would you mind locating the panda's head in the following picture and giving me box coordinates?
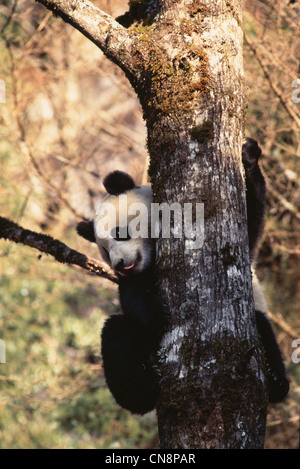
[77,171,154,276]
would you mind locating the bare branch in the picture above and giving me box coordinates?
[35,0,136,78]
[263,170,300,220]
[1,15,87,221]
[0,216,118,284]
[0,0,18,35]
[19,140,86,220]
[244,33,300,129]
[266,309,299,340]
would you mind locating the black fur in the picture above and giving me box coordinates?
[101,268,168,414]
[255,311,289,402]
[77,138,289,413]
[76,220,96,243]
[103,170,135,196]
[243,139,289,402]
[242,138,266,260]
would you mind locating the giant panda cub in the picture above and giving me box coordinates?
[77,138,289,414]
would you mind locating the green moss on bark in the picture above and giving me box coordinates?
[129,26,210,120]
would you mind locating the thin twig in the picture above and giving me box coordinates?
[0,10,87,221]
[244,33,300,129]
[0,0,17,35]
[25,11,53,50]
[266,309,299,340]
[35,0,136,78]
[263,170,300,220]
[19,141,86,220]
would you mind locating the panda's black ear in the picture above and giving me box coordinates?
[76,220,96,243]
[103,171,135,195]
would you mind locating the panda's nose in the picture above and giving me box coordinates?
[115,259,124,271]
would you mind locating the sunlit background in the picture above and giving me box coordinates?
[0,0,299,449]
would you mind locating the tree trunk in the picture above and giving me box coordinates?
[35,0,267,448]
[127,0,267,448]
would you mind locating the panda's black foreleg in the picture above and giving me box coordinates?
[255,310,289,403]
[118,274,169,343]
[242,138,266,260]
[101,314,160,414]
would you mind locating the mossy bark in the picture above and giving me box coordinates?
[36,0,268,449]
[129,0,268,449]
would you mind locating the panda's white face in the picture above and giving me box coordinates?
[94,186,154,276]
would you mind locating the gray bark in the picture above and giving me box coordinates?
[142,0,267,449]
[35,0,268,448]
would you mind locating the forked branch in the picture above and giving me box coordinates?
[35,0,136,78]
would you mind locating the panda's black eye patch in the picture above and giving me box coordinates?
[111,226,131,241]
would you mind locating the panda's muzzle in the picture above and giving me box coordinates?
[115,252,142,275]
[115,259,125,272]
[115,259,135,274]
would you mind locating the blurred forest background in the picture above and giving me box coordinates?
[0,0,299,449]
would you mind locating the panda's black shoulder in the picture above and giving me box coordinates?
[103,171,136,195]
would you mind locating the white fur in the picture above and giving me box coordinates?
[94,183,268,311]
[94,186,153,275]
[252,267,267,313]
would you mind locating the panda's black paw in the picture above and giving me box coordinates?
[146,353,162,378]
[126,360,160,414]
[267,367,290,403]
[242,137,262,170]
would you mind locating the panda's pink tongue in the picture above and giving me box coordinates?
[124,263,135,270]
